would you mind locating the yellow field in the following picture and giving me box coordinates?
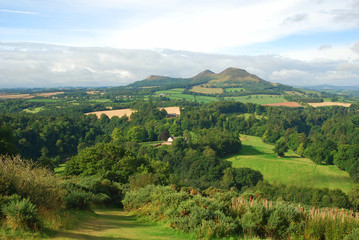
[85,107,181,119]
[85,109,136,118]
[190,86,223,94]
[308,102,351,107]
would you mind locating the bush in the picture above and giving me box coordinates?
[344,228,359,240]
[0,156,65,210]
[2,198,40,230]
[64,190,92,210]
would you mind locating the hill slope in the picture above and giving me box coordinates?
[129,67,294,95]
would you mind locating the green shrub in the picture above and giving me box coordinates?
[266,203,304,239]
[64,190,92,210]
[344,228,359,240]
[240,202,269,238]
[2,198,40,231]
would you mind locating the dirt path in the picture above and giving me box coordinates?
[51,209,187,240]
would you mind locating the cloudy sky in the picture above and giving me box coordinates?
[0,0,359,88]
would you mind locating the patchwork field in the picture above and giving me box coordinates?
[85,107,181,119]
[224,95,287,105]
[308,102,352,107]
[227,135,354,193]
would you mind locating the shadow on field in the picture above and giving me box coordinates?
[54,231,127,240]
[241,145,264,155]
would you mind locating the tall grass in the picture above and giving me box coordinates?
[0,155,65,210]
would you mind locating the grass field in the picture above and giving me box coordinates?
[23,107,45,113]
[224,95,287,105]
[225,87,246,92]
[227,135,354,193]
[155,88,218,103]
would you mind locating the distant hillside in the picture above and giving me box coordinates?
[301,85,359,91]
[129,67,294,95]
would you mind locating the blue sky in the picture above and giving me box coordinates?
[0,0,358,87]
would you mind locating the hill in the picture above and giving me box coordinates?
[129,67,295,95]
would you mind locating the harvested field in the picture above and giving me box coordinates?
[190,86,223,94]
[0,91,64,99]
[308,102,352,107]
[85,109,136,118]
[85,107,180,119]
[161,106,181,115]
[263,102,302,107]
[0,93,33,99]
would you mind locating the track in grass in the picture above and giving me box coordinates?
[50,209,192,240]
[227,135,354,193]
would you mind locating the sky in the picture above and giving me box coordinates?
[0,0,359,88]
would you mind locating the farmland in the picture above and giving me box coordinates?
[85,107,181,118]
[190,86,223,94]
[224,94,287,105]
[263,102,302,107]
[0,91,64,99]
[308,102,352,107]
[227,135,354,193]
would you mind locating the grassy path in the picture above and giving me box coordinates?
[50,209,189,240]
[227,135,354,193]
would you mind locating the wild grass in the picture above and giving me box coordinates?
[227,135,354,193]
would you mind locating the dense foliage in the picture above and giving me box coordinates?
[123,185,359,239]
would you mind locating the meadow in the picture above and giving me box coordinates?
[224,94,287,105]
[227,135,354,193]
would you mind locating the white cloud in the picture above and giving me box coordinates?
[0,43,358,88]
[0,9,38,15]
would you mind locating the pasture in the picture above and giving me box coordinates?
[227,135,354,193]
[224,95,287,105]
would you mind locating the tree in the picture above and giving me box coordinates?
[274,139,288,157]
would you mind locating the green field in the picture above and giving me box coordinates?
[227,135,354,193]
[155,88,218,103]
[225,87,245,92]
[23,107,45,113]
[224,95,286,104]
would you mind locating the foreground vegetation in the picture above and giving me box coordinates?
[124,185,359,240]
